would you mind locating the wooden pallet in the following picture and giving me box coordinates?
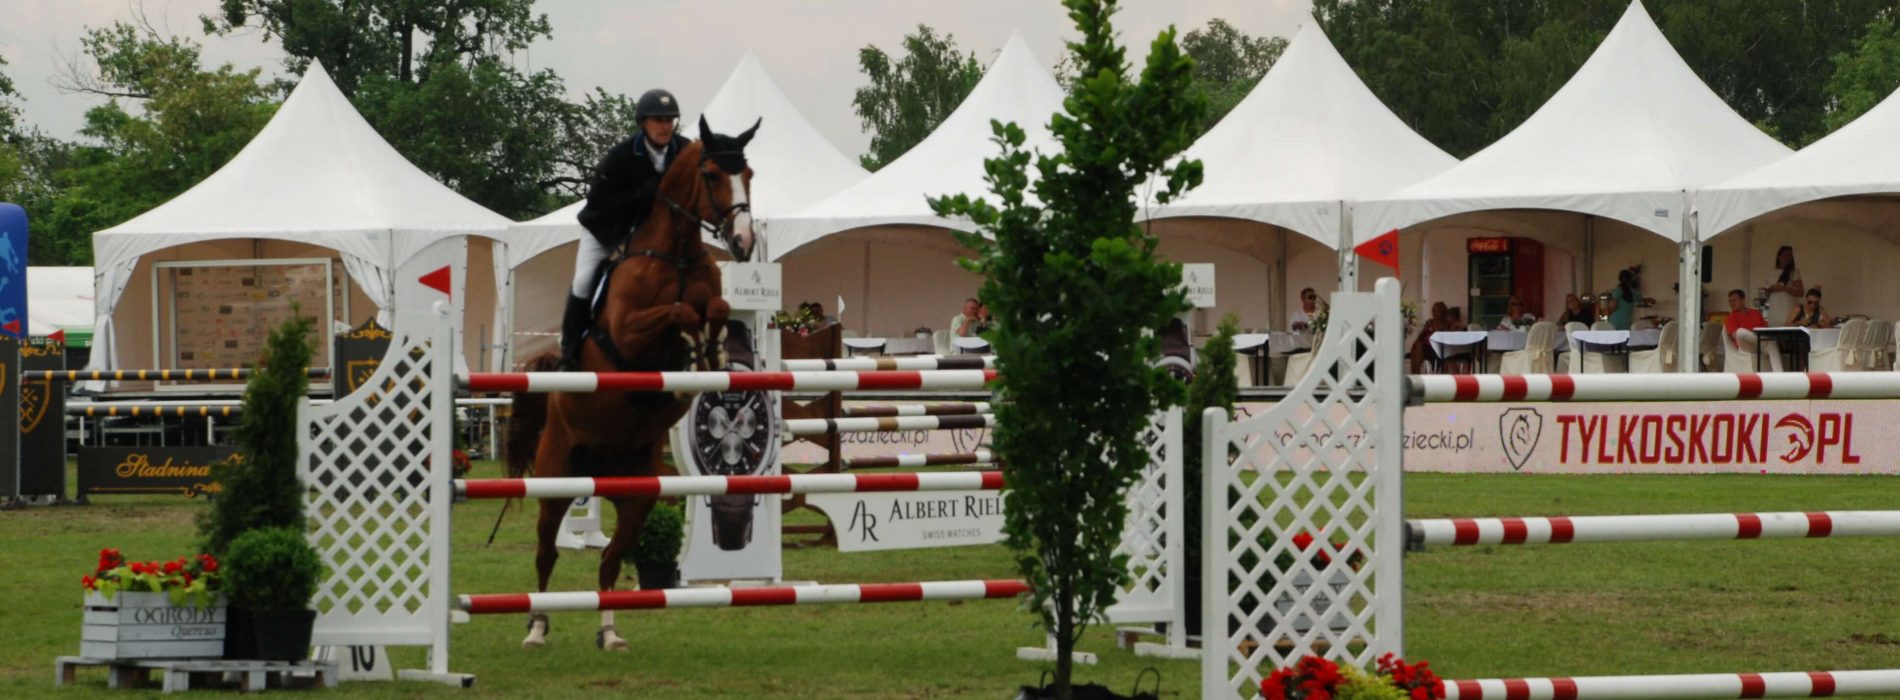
[55,656,337,693]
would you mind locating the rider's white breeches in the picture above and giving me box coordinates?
[571,233,609,299]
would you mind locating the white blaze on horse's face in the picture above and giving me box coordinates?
[728,172,756,259]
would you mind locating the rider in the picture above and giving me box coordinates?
[561,88,696,369]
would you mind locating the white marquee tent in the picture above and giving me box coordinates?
[90,61,511,374]
[1146,18,1457,329]
[1351,0,1790,365]
[1696,84,1900,329]
[504,52,869,364]
[766,33,1066,336]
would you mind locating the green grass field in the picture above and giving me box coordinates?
[7,465,1896,698]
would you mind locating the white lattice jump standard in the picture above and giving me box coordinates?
[1408,511,1900,547]
[783,414,992,436]
[1200,278,1900,698]
[457,471,1004,500]
[1412,372,1900,403]
[459,579,1031,614]
[843,402,992,417]
[781,356,994,371]
[845,450,994,469]
[461,369,996,393]
[1439,669,1900,699]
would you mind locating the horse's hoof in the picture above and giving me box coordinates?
[596,625,629,651]
[521,614,549,649]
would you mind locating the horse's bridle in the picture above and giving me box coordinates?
[637,150,753,274]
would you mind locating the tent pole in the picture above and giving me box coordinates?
[1678,192,1701,373]
[1338,202,1357,294]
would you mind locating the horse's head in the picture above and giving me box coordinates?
[694,115,761,262]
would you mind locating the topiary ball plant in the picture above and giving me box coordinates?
[224,527,322,614]
[624,502,685,588]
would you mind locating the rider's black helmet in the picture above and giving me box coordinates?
[636,89,680,121]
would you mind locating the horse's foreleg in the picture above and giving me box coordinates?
[701,298,732,371]
[596,492,656,652]
[525,495,575,648]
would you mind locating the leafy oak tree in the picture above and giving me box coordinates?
[853,25,984,171]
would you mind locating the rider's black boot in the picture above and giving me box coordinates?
[558,294,590,370]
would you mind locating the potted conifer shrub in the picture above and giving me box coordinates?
[222,527,322,661]
[195,312,316,658]
[625,501,685,590]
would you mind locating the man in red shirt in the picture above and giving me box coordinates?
[1724,288,1766,339]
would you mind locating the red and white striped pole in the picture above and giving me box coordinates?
[781,356,994,371]
[843,402,992,418]
[462,369,996,394]
[783,414,993,436]
[1408,511,1900,547]
[1440,669,1900,699]
[845,450,994,469]
[460,579,1030,614]
[456,471,1004,500]
[1411,372,1900,403]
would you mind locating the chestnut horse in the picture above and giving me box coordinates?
[507,116,760,650]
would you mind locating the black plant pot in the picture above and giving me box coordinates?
[250,608,317,661]
[1015,682,1157,700]
[223,606,258,659]
[636,565,679,590]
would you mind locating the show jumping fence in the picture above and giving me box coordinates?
[844,450,994,469]
[841,402,992,417]
[298,239,1190,683]
[1203,278,1900,699]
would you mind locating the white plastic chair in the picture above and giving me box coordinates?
[1557,322,1588,374]
[1591,320,1615,331]
[1628,321,1677,373]
[1856,320,1892,371]
[1699,321,1725,372]
[1726,329,1760,373]
[1811,319,1866,372]
[1498,322,1557,375]
[932,330,951,356]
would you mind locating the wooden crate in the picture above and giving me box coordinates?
[81,592,226,660]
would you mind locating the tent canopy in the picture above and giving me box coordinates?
[1701,85,1900,237]
[508,52,869,269]
[29,266,93,338]
[767,33,1066,260]
[1353,1,1790,245]
[94,60,510,272]
[1150,19,1457,247]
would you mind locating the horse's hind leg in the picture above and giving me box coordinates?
[524,495,575,648]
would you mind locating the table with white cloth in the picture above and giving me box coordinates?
[1486,328,1662,353]
[843,337,931,356]
[951,337,991,354]
[1752,327,1840,371]
[1234,332,1315,384]
[1427,331,1490,372]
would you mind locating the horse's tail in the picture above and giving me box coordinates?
[504,355,559,480]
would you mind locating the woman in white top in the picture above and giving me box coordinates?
[1761,245,1804,326]
[1289,288,1318,331]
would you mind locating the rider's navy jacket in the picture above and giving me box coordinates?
[576,133,695,248]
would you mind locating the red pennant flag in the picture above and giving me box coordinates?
[419,266,452,295]
[49,329,65,345]
[1,320,19,335]
[1354,228,1401,276]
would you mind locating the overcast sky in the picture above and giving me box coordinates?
[1,0,1311,156]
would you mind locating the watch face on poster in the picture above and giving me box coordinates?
[679,322,779,551]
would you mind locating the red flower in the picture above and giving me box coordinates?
[198,554,219,572]
[163,561,183,575]
[81,575,95,590]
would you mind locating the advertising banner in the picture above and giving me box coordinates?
[77,446,238,497]
[806,489,1005,552]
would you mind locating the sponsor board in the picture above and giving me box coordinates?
[793,400,1895,475]
[718,262,781,312]
[77,446,238,497]
[1239,400,1886,475]
[806,489,1005,552]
